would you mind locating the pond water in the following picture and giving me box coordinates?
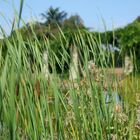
[105,91,122,105]
[104,91,124,112]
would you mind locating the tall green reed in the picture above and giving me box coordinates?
[0,5,140,139]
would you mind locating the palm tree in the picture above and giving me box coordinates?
[41,6,67,27]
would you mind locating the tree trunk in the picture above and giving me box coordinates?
[69,45,79,80]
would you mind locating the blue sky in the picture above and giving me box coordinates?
[0,0,140,36]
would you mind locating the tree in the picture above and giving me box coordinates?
[99,18,140,70]
[41,6,67,28]
[63,14,85,30]
[120,21,140,72]
[135,16,140,22]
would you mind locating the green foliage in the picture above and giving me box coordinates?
[63,15,85,31]
[0,25,140,139]
[119,75,140,106]
[41,6,67,28]
[120,21,140,51]
[99,19,140,71]
[11,22,47,41]
[1,3,140,138]
[120,21,140,71]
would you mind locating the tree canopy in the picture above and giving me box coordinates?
[63,15,85,30]
[41,6,67,28]
[100,17,140,71]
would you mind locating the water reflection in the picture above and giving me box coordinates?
[105,91,122,104]
[104,91,123,112]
